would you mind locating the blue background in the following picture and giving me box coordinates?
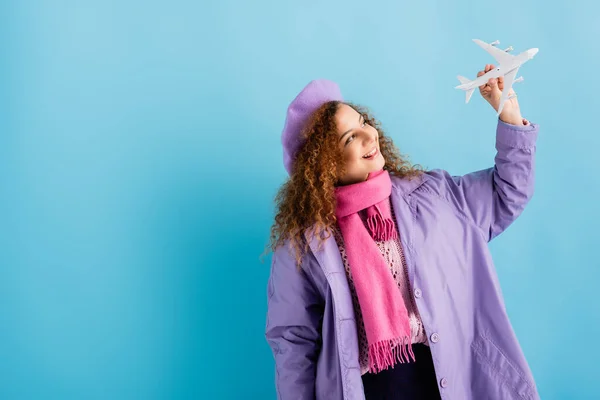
[1,0,598,399]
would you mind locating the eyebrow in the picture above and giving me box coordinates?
[339,114,363,143]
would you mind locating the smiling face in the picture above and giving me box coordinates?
[334,104,386,186]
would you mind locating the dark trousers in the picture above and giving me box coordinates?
[361,344,442,400]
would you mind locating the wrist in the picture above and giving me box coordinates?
[499,112,525,126]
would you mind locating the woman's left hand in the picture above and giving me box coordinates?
[477,64,528,126]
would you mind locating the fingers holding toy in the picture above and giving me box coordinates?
[479,64,517,99]
[478,64,500,100]
[496,74,516,96]
[497,75,504,91]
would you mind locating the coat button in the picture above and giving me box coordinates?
[414,288,422,298]
[430,333,440,343]
[440,377,448,388]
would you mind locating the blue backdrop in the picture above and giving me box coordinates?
[1,0,598,399]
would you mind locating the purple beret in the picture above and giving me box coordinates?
[281,79,344,175]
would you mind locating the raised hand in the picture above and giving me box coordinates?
[477,64,529,125]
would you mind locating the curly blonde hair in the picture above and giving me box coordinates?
[263,101,425,269]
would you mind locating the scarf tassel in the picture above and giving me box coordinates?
[366,212,398,242]
[367,336,416,374]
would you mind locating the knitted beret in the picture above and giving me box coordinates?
[281,79,344,175]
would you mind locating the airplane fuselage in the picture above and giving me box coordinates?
[461,49,537,89]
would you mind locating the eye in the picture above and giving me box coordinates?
[344,115,368,146]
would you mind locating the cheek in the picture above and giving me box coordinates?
[343,149,361,164]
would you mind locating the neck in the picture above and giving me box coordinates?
[336,168,385,187]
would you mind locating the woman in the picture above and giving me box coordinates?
[265,67,540,400]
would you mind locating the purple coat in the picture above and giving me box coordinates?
[266,118,540,400]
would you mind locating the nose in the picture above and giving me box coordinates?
[363,130,377,145]
[528,48,539,58]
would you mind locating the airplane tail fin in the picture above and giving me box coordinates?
[457,75,471,85]
[456,75,476,103]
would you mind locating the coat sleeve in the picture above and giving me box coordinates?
[265,243,324,400]
[424,118,539,242]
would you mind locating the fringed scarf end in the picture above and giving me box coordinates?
[366,213,398,242]
[367,336,416,374]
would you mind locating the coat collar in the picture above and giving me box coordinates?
[390,171,430,197]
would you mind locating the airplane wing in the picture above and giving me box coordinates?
[497,67,518,115]
[473,39,514,65]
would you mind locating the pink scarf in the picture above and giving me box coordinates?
[334,169,415,373]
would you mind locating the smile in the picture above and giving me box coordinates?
[362,147,378,159]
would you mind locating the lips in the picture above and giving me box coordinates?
[362,147,378,160]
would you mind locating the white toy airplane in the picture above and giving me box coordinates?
[455,39,539,115]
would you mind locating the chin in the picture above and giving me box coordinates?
[369,158,386,171]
